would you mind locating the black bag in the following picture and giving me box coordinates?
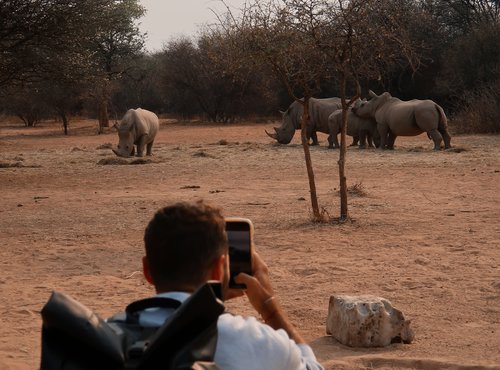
[40,283,225,370]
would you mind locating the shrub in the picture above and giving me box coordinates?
[450,81,500,134]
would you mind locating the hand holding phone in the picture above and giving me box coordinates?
[225,217,254,289]
[233,251,274,311]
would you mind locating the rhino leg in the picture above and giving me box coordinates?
[309,131,319,146]
[428,129,443,150]
[372,126,381,148]
[146,141,154,156]
[358,132,367,149]
[440,128,452,149]
[367,134,374,148]
[328,134,339,149]
[350,136,359,147]
[386,132,396,150]
[378,125,389,150]
[327,135,334,149]
[135,136,147,157]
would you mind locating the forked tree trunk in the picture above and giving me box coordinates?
[300,98,321,220]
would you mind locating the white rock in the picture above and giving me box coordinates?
[326,295,414,347]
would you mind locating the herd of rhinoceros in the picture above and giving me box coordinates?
[112,90,452,158]
[266,90,452,151]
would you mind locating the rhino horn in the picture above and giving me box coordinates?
[265,129,278,140]
[369,90,377,98]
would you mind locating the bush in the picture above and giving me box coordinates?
[450,81,500,134]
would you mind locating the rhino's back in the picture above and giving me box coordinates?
[310,98,342,132]
[131,108,160,138]
[381,99,437,135]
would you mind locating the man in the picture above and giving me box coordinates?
[140,200,323,370]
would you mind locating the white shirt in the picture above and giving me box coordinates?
[139,292,324,370]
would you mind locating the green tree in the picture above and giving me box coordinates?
[0,0,145,133]
[1,0,85,85]
[90,0,146,131]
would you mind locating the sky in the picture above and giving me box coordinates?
[138,0,247,52]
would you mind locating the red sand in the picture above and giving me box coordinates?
[0,118,499,369]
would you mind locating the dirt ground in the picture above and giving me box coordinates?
[0,117,499,370]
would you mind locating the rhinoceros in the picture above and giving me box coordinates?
[266,97,342,146]
[352,90,451,150]
[328,104,380,149]
[112,108,159,157]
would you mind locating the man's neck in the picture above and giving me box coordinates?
[155,282,199,294]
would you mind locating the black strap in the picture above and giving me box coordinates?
[125,297,181,324]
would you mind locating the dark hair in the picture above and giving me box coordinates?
[144,200,227,288]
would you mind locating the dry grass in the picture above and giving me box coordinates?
[96,157,154,165]
[347,181,367,197]
[0,161,41,168]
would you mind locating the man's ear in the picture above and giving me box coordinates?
[209,254,226,281]
[142,256,154,285]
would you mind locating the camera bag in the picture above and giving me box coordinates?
[40,283,224,370]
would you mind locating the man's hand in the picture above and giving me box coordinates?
[234,251,275,317]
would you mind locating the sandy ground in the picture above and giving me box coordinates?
[0,117,499,370]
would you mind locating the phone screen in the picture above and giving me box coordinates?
[226,219,252,289]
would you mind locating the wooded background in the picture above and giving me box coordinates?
[1,0,498,134]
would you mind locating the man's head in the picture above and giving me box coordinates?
[143,200,228,293]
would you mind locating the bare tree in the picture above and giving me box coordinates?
[219,0,334,221]
[158,30,271,123]
[314,0,423,219]
[218,0,424,221]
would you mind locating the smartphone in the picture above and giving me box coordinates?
[225,217,253,289]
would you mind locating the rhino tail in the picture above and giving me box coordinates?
[435,104,452,148]
[435,104,448,130]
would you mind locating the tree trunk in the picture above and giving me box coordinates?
[27,114,37,127]
[338,75,349,221]
[61,113,69,135]
[98,98,109,133]
[338,107,348,220]
[300,98,321,221]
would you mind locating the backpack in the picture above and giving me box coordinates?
[40,282,225,370]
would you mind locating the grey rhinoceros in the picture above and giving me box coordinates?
[352,90,451,150]
[328,104,380,149]
[266,97,342,146]
[112,108,159,157]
